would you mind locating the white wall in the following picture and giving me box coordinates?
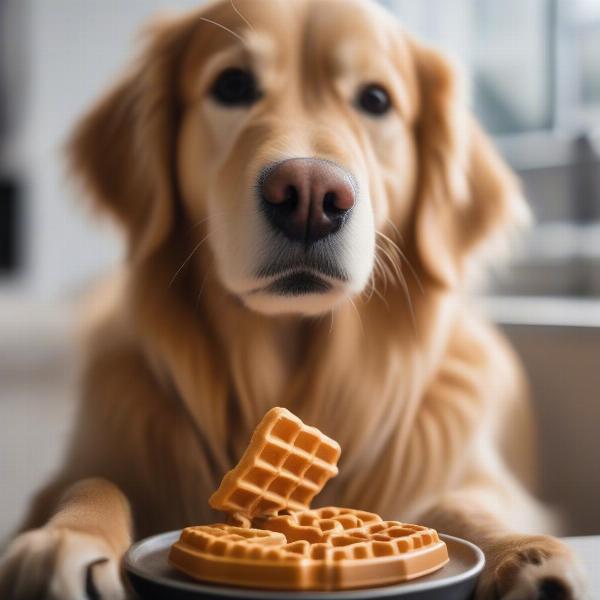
[4,0,206,300]
[503,323,600,535]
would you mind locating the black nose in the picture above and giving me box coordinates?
[260,158,356,244]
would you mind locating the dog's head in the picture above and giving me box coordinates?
[70,0,527,316]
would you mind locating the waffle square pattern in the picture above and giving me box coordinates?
[209,407,341,518]
[169,407,449,590]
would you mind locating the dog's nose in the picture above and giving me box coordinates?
[260,158,355,244]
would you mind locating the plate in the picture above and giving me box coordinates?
[124,531,484,600]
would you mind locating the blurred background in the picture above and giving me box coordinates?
[0,0,599,542]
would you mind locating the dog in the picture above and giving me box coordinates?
[0,0,586,598]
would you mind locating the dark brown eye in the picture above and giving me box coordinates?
[211,68,259,106]
[357,84,391,116]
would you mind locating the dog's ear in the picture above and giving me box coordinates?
[68,14,196,263]
[409,39,530,287]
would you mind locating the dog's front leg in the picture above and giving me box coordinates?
[0,477,131,600]
[421,484,587,600]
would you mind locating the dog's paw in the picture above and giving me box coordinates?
[0,527,126,600]
[477,535,587,600]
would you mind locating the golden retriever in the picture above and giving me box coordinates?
[0,0,586,598]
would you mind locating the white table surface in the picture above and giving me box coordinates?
[564,536,600,598]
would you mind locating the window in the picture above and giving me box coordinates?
[383,0,600,298]
[471,0,554,135]
[573,0,600,120]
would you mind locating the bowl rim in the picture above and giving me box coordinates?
[124,530,485,599]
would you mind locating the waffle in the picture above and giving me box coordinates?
[209,407,341,519]
[169,407,449,590]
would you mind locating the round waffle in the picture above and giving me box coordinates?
[169,408,449,590]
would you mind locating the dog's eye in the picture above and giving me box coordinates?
[357,84,391,116]
[211,68,259,106]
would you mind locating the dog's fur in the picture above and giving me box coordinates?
[0,1,586,598]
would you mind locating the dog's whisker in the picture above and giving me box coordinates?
[376,257,390,294]
[370,248,390,301]
[168,224,226,288]
[383,218,403,241]
[383,220,425,295]
[169,235,208,288]
[377,232,407,289]
[364,272,376,304]
[371,230,415,312]
[371,255,384,292]
[398,271,418,334]
[368,264,390,310]
[198,16,247,46]
[172,212,245,288]
[377,238,401,284]
[377,236,404,287]
[376,234,418,334]
[386,248,406,297]
[372,285,389,310]
[192,204,259,230]
[366,255,390,310]
[383,243,409,290]
[192,206,256,227]
[230,0,255,32]
[347,297,365,341]
[384,246,416,324]
[191,210,234,229]
[374,242,394,292]
[366,264,377,301]
[373,238,409,315]
[195,271,210,308]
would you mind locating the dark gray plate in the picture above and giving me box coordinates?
[124,531,484,600]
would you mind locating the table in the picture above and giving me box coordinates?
[564,536,600,598]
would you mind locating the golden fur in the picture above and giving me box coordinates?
[0,1,585,598]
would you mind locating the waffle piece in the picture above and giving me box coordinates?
[209,407,341,518]
[254,506,383,543]
[170,510,449,589]
[169,407,449,590]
